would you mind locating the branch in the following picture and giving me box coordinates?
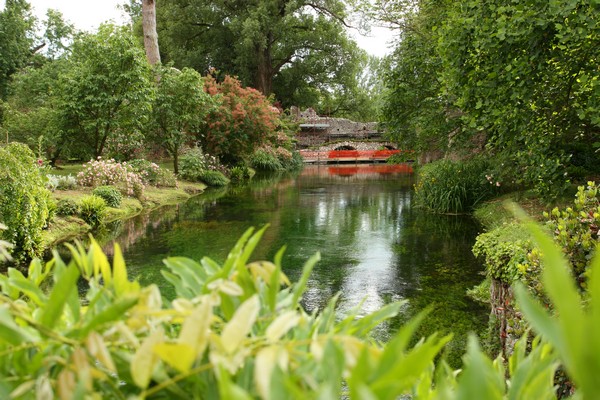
[305,2,353,29]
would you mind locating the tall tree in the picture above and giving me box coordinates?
[156,0,362,98]
[0,0,36,99]
[57,24,154,159]
[142,0,161,65]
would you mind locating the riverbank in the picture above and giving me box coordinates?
[42,181,206,249]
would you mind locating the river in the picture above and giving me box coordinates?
[97,163,489,366]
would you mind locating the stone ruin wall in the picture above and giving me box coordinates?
[291,107,380,148]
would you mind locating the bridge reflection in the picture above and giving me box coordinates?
[301,163,414,178]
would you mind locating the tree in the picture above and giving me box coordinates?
[378,0,459,153]
[0,0,36,99]
[439,0,600,196]
[150,66,214,173]
[201,74,279,165]
[142,0,161,65]
[57,24,155,159]
[156,0,363,100]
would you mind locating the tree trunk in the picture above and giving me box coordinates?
[173,150,179,175]
[254,43,273,95]
[142,0,161,65]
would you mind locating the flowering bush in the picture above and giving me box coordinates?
[128,159,177,188]
[46,174,78,191]
[77,158,144,197]
[178,147,227,182]
[201,75,279,165]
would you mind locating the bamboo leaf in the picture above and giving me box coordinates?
[132,328,164,388]
[153,343,196,373]
[221,295,260,353]
[266,311,301,342]
[39,264,80,329]
[178,298,213,359]
[291,252,320,308]
[112,242,129,296]
[456,335,504,400]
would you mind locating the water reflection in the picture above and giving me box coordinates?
[88,163,486,366]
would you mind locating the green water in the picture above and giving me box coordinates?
[100,164,489,365]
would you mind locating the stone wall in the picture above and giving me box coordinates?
[293,107,381,148]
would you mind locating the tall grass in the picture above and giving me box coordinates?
[414,157,500,213]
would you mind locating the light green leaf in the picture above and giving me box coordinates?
[132,328,164,389]
[39,264,80,329]
[153,343,196,373]
[221,295,260,353]
[266,311,300,342]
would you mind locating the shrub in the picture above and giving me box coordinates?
[92,185,123,208]
[77,157,145,197]
[0,142,52,263]
[179,147,226,182]
[250,147,284,171]
[56,198,80,216]
[0,223,13,263]
[198,170,230,187]
[543,181,599,289]
[129,159,178,188]
[282,149,304,171]
[1,225,599,398]
[47,174,78,191]
[79,195,106,228]
[229,165,254,182]
[387,151,416,164]
[202,75,279,164]
[414,157,500,213]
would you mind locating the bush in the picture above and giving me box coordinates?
[250,147,284,171]
[202,75,279,164]
[47,174,78,191]
[198,170,230,187]
[56,198,80,216]
[0,142,52,262]
[179,147,226,182]
[128,159,178,187]
[77,157,144,197]
[92,185,123,208]
[79,195,107,228]
[229,165,255,182]
[0,226,599,398]
[414,157,500,213]
[387,151,416,164]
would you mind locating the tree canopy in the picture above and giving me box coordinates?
[154,0,372,112]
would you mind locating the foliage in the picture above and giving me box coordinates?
[439,0,600,198]
[515,215,600,399]
[380,0,461,154]
[149,66,215,174]
[77,158,145,197]
[156,0,365,107]
[386,151,416,164]
[128,159,178,188]
[178,147,226,182]
[543,182,600,289]
[46,174,77,191]
[250,147,284,172]
[0,0,35,100]
[201,75,279,165]
[197,170,230,187]
[413,157,500,213]
[78,195,107,228]
[0,223,14,263]
[0,142,52,263]
[3,223,600,397]
[57,24,154,159]
[55,198,79,216]
[229,165,254,183]
[472,223,536,284]
[92,186,123,208]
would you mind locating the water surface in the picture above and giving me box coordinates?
[99,164,488,365]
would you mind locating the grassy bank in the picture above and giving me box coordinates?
[42,181,206,249]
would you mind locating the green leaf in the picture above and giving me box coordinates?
[0,306,37,345]
[456,335,504,400]
[39,264,80,329]
[77,295,138,337]
[291,252,320,308]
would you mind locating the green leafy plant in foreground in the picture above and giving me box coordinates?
[0,222,598,398]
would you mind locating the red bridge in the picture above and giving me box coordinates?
[299,149,413,164]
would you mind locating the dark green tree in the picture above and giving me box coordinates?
[155,0,365,104]
[439,0,600,196]
[0,0,36,99]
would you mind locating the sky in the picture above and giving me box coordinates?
[2,0,395,57]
